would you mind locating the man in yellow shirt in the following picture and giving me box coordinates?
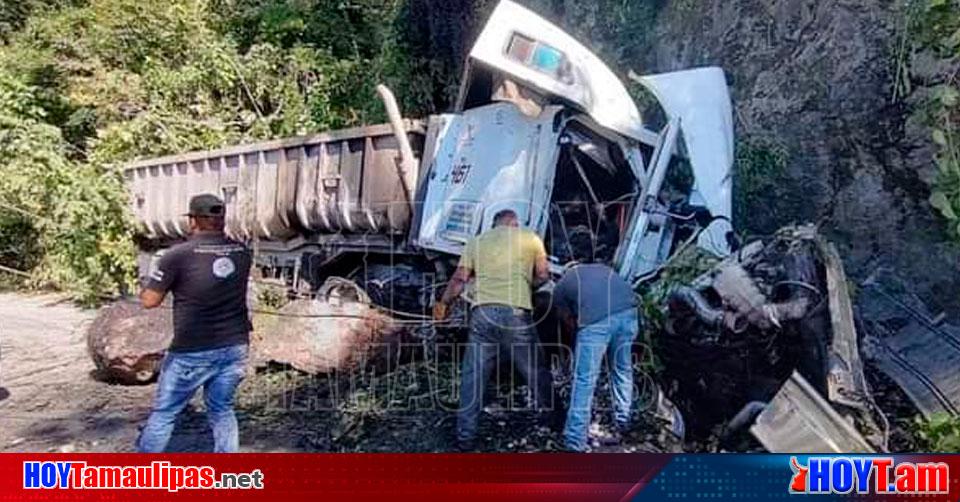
[434,209,555,451]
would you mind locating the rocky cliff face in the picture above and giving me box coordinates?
[634,0,958,315]
[409,0,959,313]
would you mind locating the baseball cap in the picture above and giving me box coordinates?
[185,193,225,217]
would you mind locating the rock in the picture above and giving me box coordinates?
[86,300,173,384]
[251,298,399,374]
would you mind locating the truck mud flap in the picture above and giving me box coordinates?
[750,371,875,453]
[860,277,960,418]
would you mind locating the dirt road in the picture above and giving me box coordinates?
[0,293,305,452]
[0,293,153,452]
[0,293,467,453]
[0,292,665,453]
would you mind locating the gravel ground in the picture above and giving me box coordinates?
[0,292,667,453]
[0,292,151,452]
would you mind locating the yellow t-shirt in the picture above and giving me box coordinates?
[457,226,547,310]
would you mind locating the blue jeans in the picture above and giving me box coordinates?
[458,305,556,443]
[137,344,248,453]
[563,309,639,451]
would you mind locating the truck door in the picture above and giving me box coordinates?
[632,67,735,257]
[414,103,563,255]
[615,117,681,283]
[616,68,736,283]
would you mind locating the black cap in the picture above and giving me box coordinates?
[185,193,225,217]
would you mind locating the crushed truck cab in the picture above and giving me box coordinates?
[124,0,735,307]
[415,0,735,284]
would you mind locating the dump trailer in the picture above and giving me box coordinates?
[124,0,736,314]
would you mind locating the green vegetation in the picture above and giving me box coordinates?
[637,243,719,375]
[0,69,136,299]
[637,245,719,333]
[733,138,791,235]
[913,413,960,452]
[0,0,437,303]
[896,0,960,237]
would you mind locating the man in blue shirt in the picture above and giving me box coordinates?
[552,231,640,451]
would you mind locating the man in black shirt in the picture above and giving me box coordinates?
[137,194,252,453]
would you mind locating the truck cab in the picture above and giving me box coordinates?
[413,0,736,284]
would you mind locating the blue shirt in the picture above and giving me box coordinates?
[552,263,637,327]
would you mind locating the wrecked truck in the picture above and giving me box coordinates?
[109,0,742,425]
[109,1,888,454]
[122,0,736,308]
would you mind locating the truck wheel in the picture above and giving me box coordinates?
[354,264,430,315]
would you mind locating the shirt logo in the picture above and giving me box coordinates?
[212,257,236,279]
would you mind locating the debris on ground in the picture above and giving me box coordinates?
[859,270,960,420]
[658,225,886,452]
[751,371,874,453]
[62,226,952,455]
[86,300,172,384]
[8,234,952,454]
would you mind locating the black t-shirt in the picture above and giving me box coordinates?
[552,263,637,327]
[146,233,253,352]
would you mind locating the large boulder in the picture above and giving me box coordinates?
[251,298,399,374]
[87,300,173,384]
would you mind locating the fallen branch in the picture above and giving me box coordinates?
[0,264,31,278]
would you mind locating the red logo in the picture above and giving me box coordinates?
[790,457,808,493]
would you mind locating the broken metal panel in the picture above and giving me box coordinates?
[819,239,874,412]
[616,117,681,282]
[869,328,960,418]
[466,0,647,142]
[654,387,686,448]
[860,278,960,418]
[631,68,734,256]
[661,226,883,445]
[751,371,876,453]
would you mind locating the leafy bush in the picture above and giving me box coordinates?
[0,0,437,303]
[636,244,720,375]
[0,73,137,302]
[914,413,960,452]
[899,0,960,236]
[927,84,960,232]
[733,138,793,235]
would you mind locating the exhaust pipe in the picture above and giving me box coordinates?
[669,286,724,329]
[376,84,415,212]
